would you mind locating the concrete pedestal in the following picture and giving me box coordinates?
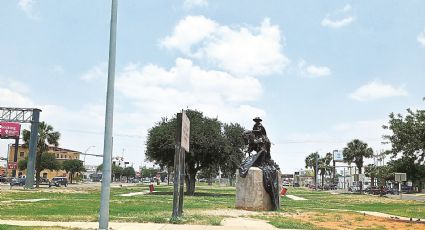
[236,167,279,211]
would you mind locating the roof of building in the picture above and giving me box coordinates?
[11,144,80,153]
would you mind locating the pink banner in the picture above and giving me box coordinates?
[0,122,21,138]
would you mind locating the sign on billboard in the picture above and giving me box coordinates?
[180,111,190,152]
[8,162,17,170]
[0,122,21,139]
[333,150,344,162]
[395,173,406,182]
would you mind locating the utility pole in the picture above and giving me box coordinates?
[99,0,118,229]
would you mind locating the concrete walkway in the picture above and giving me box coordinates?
[0,218,279,230]
[118,191,149,197]
[285,195,307,200]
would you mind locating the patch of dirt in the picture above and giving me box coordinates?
[191,208,261,217]
[289,211,425,230]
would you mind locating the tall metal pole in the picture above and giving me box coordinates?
[315,153,318,191]
[25,109,41,189]
[99,0,118,229]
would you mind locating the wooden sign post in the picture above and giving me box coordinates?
[171,110,190,220]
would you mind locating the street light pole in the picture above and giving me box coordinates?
[83,145,95,166]
[99,0,118,229]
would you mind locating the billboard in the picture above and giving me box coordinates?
[0,122,21,139]
[8,162,17,170]
[395,173,407,182]
[180,111,190,152]
[333,150,344,162]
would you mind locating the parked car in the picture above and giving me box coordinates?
[198,178,207,182]
[10,178,26,186]
[348,186,360,192]
[49,177,68,187]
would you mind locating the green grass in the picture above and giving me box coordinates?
[281,187,425,219]
[0,225,79,230]
[0,184,234,224]
[1,185,424,227]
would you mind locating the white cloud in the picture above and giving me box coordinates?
[161,16,289,76]
[116,58,264,126]
[162,16,218,54]
[0,79,33,107]
[418,28,425,46]
[80,62,107,81]
[321,4,354,29]
[349,80,408,101]
[298,59,331,77]
[321,17,354,29]
[18,0,39,19]
[183,0,208,10]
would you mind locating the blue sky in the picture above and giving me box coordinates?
[1,0,424,173]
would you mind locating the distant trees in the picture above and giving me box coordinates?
[22,121,61,187]
[343,139,373,191]
[62,159,85,183]
[140,166,159,178]
[122,166,136,182]
[220,123,246,186]
[97,164,124,181]
[305,152,333,188]
[343,139,374,175]
[18,152,61,179]
[305,152,319,186]
[318,152,332,188]
[145,109,245,195]
[382,99,425,191]
[383,105,425,163]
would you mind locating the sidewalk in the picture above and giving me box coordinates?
[0,218,279,230]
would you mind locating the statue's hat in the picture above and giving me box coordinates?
[253,117,262,122]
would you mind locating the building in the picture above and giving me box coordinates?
[7,144,80,180]
[0,166,5,176]
[83,164,101,182]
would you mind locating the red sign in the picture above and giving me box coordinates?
[8,162,17,170]
[0,122,21,139]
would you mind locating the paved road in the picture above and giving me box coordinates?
[387,193,425,202]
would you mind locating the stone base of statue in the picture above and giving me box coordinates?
[235,167,279,211]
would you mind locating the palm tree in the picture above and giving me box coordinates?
[343,139,373,191]
[305,152,319,187]
[23,121,60,188]
[318,152,332,189]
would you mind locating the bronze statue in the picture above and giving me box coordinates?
[239,117,280,210]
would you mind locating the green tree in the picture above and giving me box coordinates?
[343,139,373,191]
[220,123,245,186]
[18,152,60,182]
[96,164,124,181]
[122,166,136,182]
[387,157,425,191]
[383,103,425,163]
[318,152,332,188]
[62,159,85,184]
[364,164,378,187]
[145,110,229,195]
[305,152,319,187]
[22,121,60,187]
[18,158,27,171]
[140,166,159,178]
